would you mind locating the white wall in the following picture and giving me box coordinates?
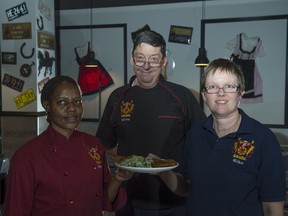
[59,0,288,145]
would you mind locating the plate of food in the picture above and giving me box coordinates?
[115,155,179,173]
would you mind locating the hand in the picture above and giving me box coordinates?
[146,153,160,160]
[115,167,133,182]
[146,153,163,175]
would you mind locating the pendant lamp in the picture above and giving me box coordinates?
[84,0,97,68]
[195,47,209,67]
[195,0,209,67]
[84,42,98,67]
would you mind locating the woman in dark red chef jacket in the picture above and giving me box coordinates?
[3,75,133,216]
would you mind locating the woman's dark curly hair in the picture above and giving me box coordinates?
[41,75,80,107]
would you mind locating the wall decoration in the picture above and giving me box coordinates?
[200,15,288,128]
[37,31,55,50]
[2,22,32,40]
[20,61,35,77]
[20,42,35,59]
[38,0,52,20]
[14,89,36,109]
[75,48,114,95]
[37,50,55,76]
[2,52,17,64]
[2,73,25,92]
[168,25,193,45]
[37,15,44,30]
[56,24,127,122]
[6,2,29,22]
[228,33,266,103]
[38,77,49,93]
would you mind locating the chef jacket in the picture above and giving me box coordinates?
[4,125,127,216]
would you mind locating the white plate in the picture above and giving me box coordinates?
[115,163,179,173]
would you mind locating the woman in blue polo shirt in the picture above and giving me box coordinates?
[158,58,286,216]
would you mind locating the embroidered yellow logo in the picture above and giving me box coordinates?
[88,147,101,161]
[232,138,255,163]
[120,100,134,118]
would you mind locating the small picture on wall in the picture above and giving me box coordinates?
[168,25,193,45]
[2,52,17,64]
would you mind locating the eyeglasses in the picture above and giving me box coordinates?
[133,55,162,68]
[204,84,240,94]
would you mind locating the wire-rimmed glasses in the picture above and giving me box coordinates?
[133,55,163,68]
[204,84,240,94]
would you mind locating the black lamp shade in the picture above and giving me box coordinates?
[84,42,98,68]
[195,47,209,67]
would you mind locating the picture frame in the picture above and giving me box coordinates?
[56,24,128,122]
[168,25,193,45]
[2,23,32,40]
[1,52,17,64]
[200,15,288,128]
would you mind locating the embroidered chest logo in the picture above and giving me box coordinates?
[232,138,255,165]
[120,100,134,120]
[88,147,102,166]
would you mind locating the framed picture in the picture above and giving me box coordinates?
[168,25,193,45]
[2,52,17,64]
[2,23,32,40]
[56,24,127,122]
[200,15,288,128]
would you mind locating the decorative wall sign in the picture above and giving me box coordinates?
[20,62,35,77]
[2,73,25,92]
[6,2,29,22]
[168,25,193,45]
[14,89,36,109]
[37,31,55,50]
[2,22,32,40]
[38,77,49,93]
[39,0,52,20]
[2,52,17,64]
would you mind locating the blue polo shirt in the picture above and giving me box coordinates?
[183,109,286,216]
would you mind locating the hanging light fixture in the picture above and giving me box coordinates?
[84,0,98,68]
[195,47,209,67]
[195,0,209,67]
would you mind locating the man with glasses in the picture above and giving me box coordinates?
[96,30,206,216]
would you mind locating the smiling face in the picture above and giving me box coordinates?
[131,43,167,88]
[202,69,244,118]
[43,81,83,138]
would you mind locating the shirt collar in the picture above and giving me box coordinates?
[47,125,80,145]
[128,74,165,87]
[203,108,254,137]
